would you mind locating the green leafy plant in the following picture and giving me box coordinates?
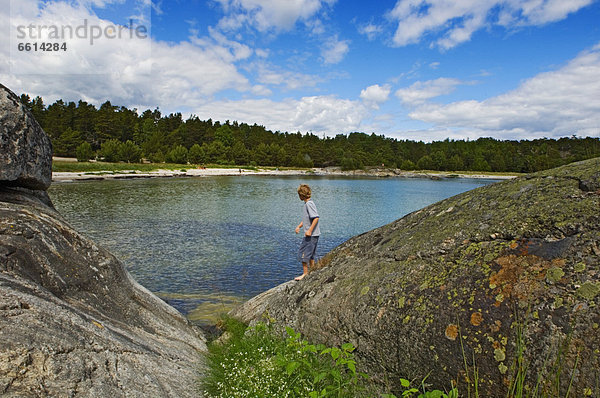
[381,376,458,398]
[202,317,467,398]
[202,318,369,397]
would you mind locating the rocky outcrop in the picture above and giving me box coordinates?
[232,158,600,397]
[0,84,52,190]
[0,84,206,397]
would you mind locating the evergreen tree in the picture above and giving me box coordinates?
[100,139,121,162]
[54,128,83,156]
[446,154,464,171]
[215,124,234,147]
[206,140,229,163]
[166,145,188,164]
[21,93,600,172]
[417,155,435,170]
[399,159,416,170]
[96,101,118,142]
[231,141,250,165]
[44,100,71,141]
[188,143,206,164]
[118,140,142,163]
[30,96,46,126]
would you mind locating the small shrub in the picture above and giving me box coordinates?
[118,140,142,163]
[341,157,363,171]
[166,145,188,164]
[188,143,205,164]
[399,159,416,170]
[100,139,121,162]
[148,150,165,163]
[75,142,94,162]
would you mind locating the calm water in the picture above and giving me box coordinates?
[48,175,496,324]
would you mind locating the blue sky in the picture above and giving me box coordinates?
[2,0,600,141]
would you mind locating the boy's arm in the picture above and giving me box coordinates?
[295,221,303,234]
[305,217,319,236]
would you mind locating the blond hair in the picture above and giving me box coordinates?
[297,184,311,200]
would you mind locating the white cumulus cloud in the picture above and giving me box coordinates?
[320,35,350,64]
[254,62,323,90]
[194,95,368,135]
[1,0,252,112]
[360,84,391,108]
[358,22,383,41]
[215,0,337,33]
[387,0,595,49]
[406,43,600,139]
[395,78,463,106]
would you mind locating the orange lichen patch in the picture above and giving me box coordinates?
[376,307,386,323]
[490,320,502,333]
[445,324,459,340]
[470,312,483,326]
[489,254,559,302]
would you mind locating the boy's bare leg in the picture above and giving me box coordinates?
[295,262,309,280]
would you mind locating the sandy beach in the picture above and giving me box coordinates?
[51,166,518,182]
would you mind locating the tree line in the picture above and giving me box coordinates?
[20,94,600,172]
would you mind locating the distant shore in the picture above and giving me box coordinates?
[51,156,519,182]
[52,166,519,182]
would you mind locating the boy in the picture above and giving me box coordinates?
[294,184,320,281]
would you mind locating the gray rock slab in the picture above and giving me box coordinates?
[0,84,52,190]
[231,158,600,397]
[0,188,207,397]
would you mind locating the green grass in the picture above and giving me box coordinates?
[453,307,594,398]
[201,314,596,398]
[52,160,309,173]
[202,317,367,397]
[202,317,458,398]
[52,160,520,177]
[52,160,189,173]
[409,169,523,178]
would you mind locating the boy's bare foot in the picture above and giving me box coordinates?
[294,274,306,281]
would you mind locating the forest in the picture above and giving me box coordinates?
[20,94,600,172]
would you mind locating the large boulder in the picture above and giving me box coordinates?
[0,84,206,397]
[232,158,600,397]
[0,84,52,191]
[0,188,207,397]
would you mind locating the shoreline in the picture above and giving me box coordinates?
[51,166,519,182]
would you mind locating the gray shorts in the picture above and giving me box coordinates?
[298,236,319,263]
